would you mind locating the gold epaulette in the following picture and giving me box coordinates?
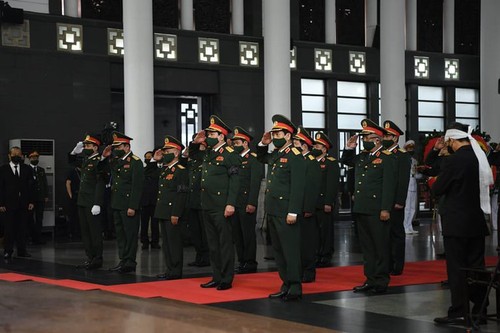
[382,150,392,155]
[177,164,185,169]
[327,156,336,161]
[398,148,407,153]
[308,154,315,160]
[132,155,140,160]
[251,152,257,157]
[291,147,301,155]
[225,146,234,153]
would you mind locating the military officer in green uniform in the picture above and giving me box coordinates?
[27,151,49,245]
[381,120,411,275]
[312,132,340,269]
[341,119,396,295]
[257,114,306,301]
[194,115,240,290]
[153,135,189,280]
[102,131,144,273]
[232,126,263,274]
[292,126,321,283]
[72,134,106,270]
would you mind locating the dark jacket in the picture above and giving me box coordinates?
[0,163,35,210]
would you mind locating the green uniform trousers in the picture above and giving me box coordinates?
[300,214,319,280]
[389,208,406,273]
[317,209,334,262]
[113,209,140,268]
[357,213,391,288]
[267,214,302,295]
[233,207,258,267]
[77,206,103,260]
[160,219,183,277]
[202,209,234,284]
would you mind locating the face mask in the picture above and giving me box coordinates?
[30,160,40,166]
[311,148,323,157]
[162,153,175,164]
[363,141,376,151]
[11,156,23,164]
[272,138,286,148]
[112,149,126,158]
[206,137,219,148]
[233,145,244,154]
[83,149,94,156]
[382,140,394,149]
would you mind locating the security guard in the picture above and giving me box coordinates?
[382,120,411,275]
[257,114,306,301]
[153,135,189,280]
[341,119,396,295]
[102,131,144,273]
[232,126,263,274]
[312,132,340,269]
[195,115,240,290]
[27,151,49,245]
[74,134,105,270]
[292,126,321,283]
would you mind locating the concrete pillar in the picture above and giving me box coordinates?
[365,0,377,47]
[325,0,336,44]
[263,0,290,130]
[232,0,244,35]
[481,0,500,140]
[63,0,79,17]
[406,0,417,50]
[380,0,406,135]
[181,0,194,30]
[123,0,155,156]
[443,0,454,54]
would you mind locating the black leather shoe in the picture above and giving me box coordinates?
[157,273,181,280]
[282,293,302,302]
[17,252,31,258]
[200,280,219,288]
[268,291,287,299]
[366,287,387,295]
[109,263,123,271]
[302,276,316,283]
[353,283,373,293]
[390,270,402,276]
[118,266,136,274]
[216,282,232,290]
[4,253,12,263]
[76,260,90,269]
[86,258,103,270]
[433,316,465,325]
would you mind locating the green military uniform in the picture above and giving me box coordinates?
[257,115,306,298]
[382,121,411,275]
[293,126,321,282]
[341,119,396,291]
[200,116,240,287]
[107,132,144,272]
[76,134,106,269]
[232,126,263,273]
[154,136,189,279]
[28,151,49,244]
[313,132,340,268]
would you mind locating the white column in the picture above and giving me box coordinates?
[181,0,194,30]
[232,0,244,35]
[123,0,155,157]
[325,0,336,44]
[380,0,406,135]
[443,0,454,53]
[263,0,290,130]
[481,0,500,141]
[365,0,377,47]
[406,0,417,51]
[63,0,79,17]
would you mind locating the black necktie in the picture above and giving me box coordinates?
[14,165,19,177]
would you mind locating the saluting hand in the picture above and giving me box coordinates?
[380,210,390,221]
[261,132,272,145]
[193,130,206,144]
[346,135,359,149]
[102,145,112,158]
[153,149,163,162]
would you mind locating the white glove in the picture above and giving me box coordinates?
[71,141,84,155]
[91,205,101,216]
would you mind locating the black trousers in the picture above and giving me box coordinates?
[140,204,159,245]
[389,208,406,273]
[160,219,183,277]
[443,235,487,318]
[233,207,258,266]
[188,209,209,263]
[317,209,334,261]
[78,206,103,260]
[29,200,45,242]
[3,208,29,255]
[300,214,319,280]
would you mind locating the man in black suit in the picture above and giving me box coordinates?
[430,122,493,325]
[0,147,35,262]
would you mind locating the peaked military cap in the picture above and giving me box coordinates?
[83,133,102,146]
[271,114,297,134]
[383,120,404,136]
[314,131,333,149]
[28,151,40,158]
[360,119,384,137]
[205,115,231,136]
[162,135,185,151]
[111,131,133,146]
[232,126,254,142]
[293,126,313,146]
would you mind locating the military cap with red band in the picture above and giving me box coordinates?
[314,131,333,149]
[205,115,232,136]
[383,120,404,136]
[162,135,185,151]
[232,126,254,142]
[83,133,102,146]
[360,119,384,137]
[271,114,297,134]
[111,131,133,146]
[293,126,313,147]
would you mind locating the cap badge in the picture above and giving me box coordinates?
[385,123,390,128]
[210,117,215,125]
[316,133,321,140]
[362,121,367,127]
[234,129,239,135]
[112,133,118,140]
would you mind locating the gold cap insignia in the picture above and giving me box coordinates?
[85,135,90,140]
[362,121,367,127]
[234,129,239,135]
[210,117,215,125]
[273,121,278,126]
[385,122,390,128]
[164,137,169,143]
[112,133,118,140]
[316,133,321,140]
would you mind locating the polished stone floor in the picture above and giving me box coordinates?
[0,218,499,332]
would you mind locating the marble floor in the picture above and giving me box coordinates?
[0,218,498,332]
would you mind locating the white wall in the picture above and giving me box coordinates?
[6,0,49,14]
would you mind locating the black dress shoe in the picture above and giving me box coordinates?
[197,261,211,267]
[302,276,316,283]
[353,283,373,293]
[366,287,387,295]
[118,266,136,274]
[433,316,465,325]
[17,252,31,258]
[268,291,287,299]
[200,280,219,288]
[4,253,12,263]
[109,263,123,271]
[76,260,91,269]
[187,261,199,267]
[157,273,181,280]
[390,270,402,276]
[86,258,103,270]
[282,293,302,302]
[216,282,232,290]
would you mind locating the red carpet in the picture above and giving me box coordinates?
[0,257,497,304]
